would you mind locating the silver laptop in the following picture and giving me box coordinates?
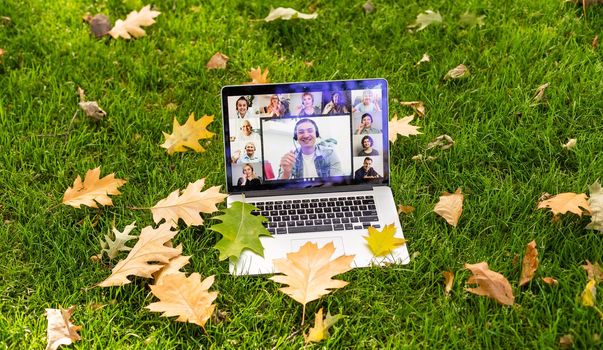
[221,79,409,275]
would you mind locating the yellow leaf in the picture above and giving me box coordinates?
[62,167,126,208]
[206,52,229,70]
[147,273,218,329]
[444,64,470,80]
[363,224,406,257]
[264,7,318,21]
[443,271,454,295]
[160,113,215,155]
[152,251,191,285]
[304,308,344,344]
[399,101,425,117]
[45,306,81,350]
[247,67,270,84]
[150,178,227,227]
[108,5,160,39]
[433,188,464,227]
[388,114,422,143]
[465,262,514,306]
[586,181,603,232]
[562,138,577,150]
[581,279,597,307]
[537,192,591,218]
[519,240,538,287]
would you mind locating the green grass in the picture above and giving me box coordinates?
[1,0,603,348]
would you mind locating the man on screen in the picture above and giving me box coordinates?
[354,157,381,181]
[279,119,343,179]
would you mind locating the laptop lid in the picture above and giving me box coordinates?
[221,79,389,195]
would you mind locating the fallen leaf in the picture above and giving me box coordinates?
[208,201,271,261]
[586,181,603,232]
[465,262,514,306]
[363,1,375,14]
[62,167,126,208]
[426,134,454,150]
[206,52,229,70]
[415,53,431,66]
[79,101,107,121]
[581,279,597,307]
[269,241,354,322]
[99,221,137,260]
[247,67,270,84]
[397,204,415,214]
[533,83,550,103]
[444,64,470,80]
[108,5,161,39]
[151,178,227,228]
[303,61,314,67]
[0,48,4,57]
[98,223,181,287]
[82,12,92,22]
[147,273,218,330]
[264,7,318,21]
[364,223,406,257]
[443,271,454,295]
[459,12,485,28]
[388,114,422,142]
[582,260,603,281]
[411,154,437,161]
[593,34,599,49]
[433,188,464,227]
[559,334,573,349]
[537,192,591,218]
[304,308,344,344]
[89,14,111,38]
[45,306,81,350]
[562,138,577,150]
[407,10,442,31]
[399,101,425,117]
[542,277,558,286]
[153,253,191,285]
[160,113,215,154]
[519,240,539,287]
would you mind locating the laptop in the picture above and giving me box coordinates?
[221,78,409,275]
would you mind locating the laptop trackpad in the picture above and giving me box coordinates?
[291,237,346,257]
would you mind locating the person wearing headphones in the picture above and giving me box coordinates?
[358,135,379,156]
[237,163,262,188]
[354,113,381,135]
[232,142,260,164]
[278,118,343,179]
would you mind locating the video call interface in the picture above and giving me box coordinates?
[223,81,388,192]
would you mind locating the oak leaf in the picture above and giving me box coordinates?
[537,192,591,218]
[443,271,454,295]
[388,114,422,142]
[586,181,603,232]
[433,188,464,227]
[247,67,270,84]
[152,250,191,285]
[465,262,514,305]
[99,221,137,260]
[399,101,425,117]
[62,167,126,208]
[304,308,344,344]
[151,178,227,227]
[98,223,181,287]
[407,10,442,31]
[444,64,470,80]
[264,7,318,21]
[206,52,229,70]
[45,306,81,350]
[363,223,406,257]
[582,260,603,281]
[108,5,160,39]
[519,240,538,287]
[160,113,215,155]
[147,273,218,329]
[269,242,354,322]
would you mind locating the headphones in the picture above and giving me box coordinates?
[361,113,373,123]
[293,118,320,141]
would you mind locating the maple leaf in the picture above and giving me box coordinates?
[363,223,406,257]
[304,308,344,344]
[407,10,442,31]
[151,178,227,228]
[444,64,470,80]
[443,271,454,296]
[399,101,425,117]
[99,221,137,260]
[98,223,181,287]
[582,260,603,281]
[542,277,558,286]
[586,181,603,232]
[388,114,422,142]
[247,67,270,84]
[62,167,126,208]
[519,240,539,287]
[459,12,486,28]
[209,201,270,261]
[269,242,354,322]
[433,188,464,227]
[537,192,591,218]
[206,52,229,70]
[153,253,191,285]
[147,273,218,329]
[108,5,160,40]
[160,113,215,155]
[45,306,81,350]
[264,7,318,22]
[465,262,514,306]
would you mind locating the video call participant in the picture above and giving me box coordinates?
[358,135,379,156]
[236,120,261,144]
[352,90,381,113]
[232,142,260,164]
[237,164,262,188]
[234,96,251,118]
[297,92,321,117]
[322,91,349,115]
[279,119,343,179]
[261,94,285,117]
[354,113,381,135]
[354,157,381,180]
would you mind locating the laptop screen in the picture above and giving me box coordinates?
[221,79,389,193]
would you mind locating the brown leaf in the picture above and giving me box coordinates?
[206,52,229,70]
[62,167,126,208]
[0,48,5,57]
[363,1,375,14]
[89,14,111,38]
[593,34,599,49]
[519,240,538,287]
[537,192,591,218]
[559,334,573,349]
[433,188,464,227]
[542,277,558,286]
[247,67,270,84]
[153,253,191,285]
[397,204,415,214]
[533,83,550,103]
[443,271,454,295]
[582,260,603,281]
[444,64,470,80]
[399,101,425,117]
[79,101,107,121]
[426,134,454,150]
[108,5,161,39]
[45,306,81,350]
[465,262,514,305]
[388,114,422,142]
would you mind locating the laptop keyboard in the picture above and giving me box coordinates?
[248,195,379,235]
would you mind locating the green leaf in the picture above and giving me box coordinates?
[209,201,271,261]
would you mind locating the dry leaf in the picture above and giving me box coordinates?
[426,134,454,150]
[364,224,406,257]
[542,277,558,286]
[363,1,375,14]
[537,192,591,218]
[45,306,81,350]
[582,260,603,281]
[206,52,229,70]
[415,53,431,66]
[444,64,470,80]
[62,167,126,208]
[99,221,137,260]
[388,114,422,142]
[443,271,454,295]
[562,138,577,150]
[586,181,603,232]
[433,188,464,227]
[304,308,344,344]
[0,48,5,57]
[147,273,218,329]
[160,113,215,154]
[89,14,111,38]
[247,67,270,84]
[269,242,354,322]
[108,5,161,39]
[581,279,597,307]
[459,12,485,28]
[411,154,437,161]
[407,10,442,31]
[519,240,539,287]
[264,7,318,21]
[98,223,181,287]
[533,83,550,103]
[153,253,191,285]
[151,178,227,228]
[79,101,107,121]
[397,204,415,214]
[465,262,514,305]
[593,34,599,49]
[559,334,574,349]
[399,101,425,117]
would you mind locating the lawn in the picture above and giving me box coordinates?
[1,0,603,348]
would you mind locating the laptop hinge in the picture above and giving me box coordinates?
[237,184,386,198]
